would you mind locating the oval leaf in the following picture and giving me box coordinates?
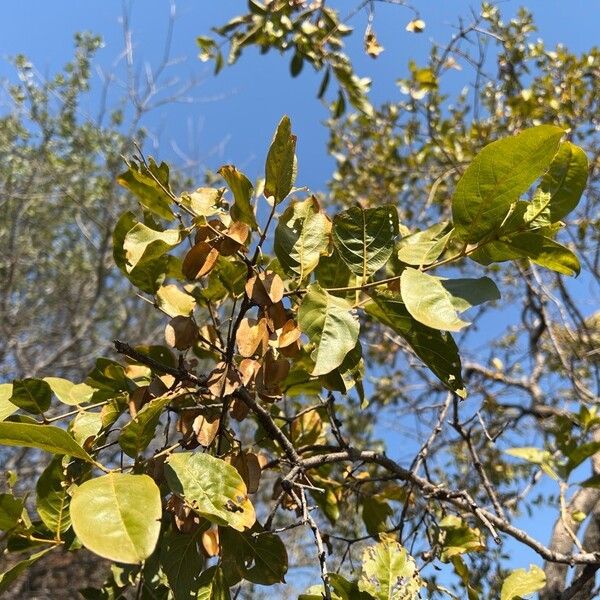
[165,452,255,532]
[70,473,162,564]
[332,205,399,279]
[0,422,93,463]
[500,565,546,600]
[452,125,564,243]
[298,283,360,377]
[400,268,469,331]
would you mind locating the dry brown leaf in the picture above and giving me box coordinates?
[166,495,201,533]
[165,316,199,350]
[182,241,220,280]
[207,361,241,397]
[245,271,284,306]
[218,221,250,256]
[231,451,262,494]
[266,301,288,331]
[278,319,302,348]
[128,386,150,418]
[405,18,426,33]
[201,528,220,557]
[193,414,220,447]
[229,398,250,421]
[236,317,269,357]
[364,31,384,58]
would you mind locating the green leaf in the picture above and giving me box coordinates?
[0,422,94,463]
[0,383,17,421]
[471,232,580,276]
[70,473,162,564]
[219,165,258,229]
[119,394,172,458]
[440,277,501,314]
[314,249,352,293]
[156,284,196,317]
[332,205,399,279]
[164,452,256,531]
[196,566,230,600]
[264,115,297,204]
[362,497,393,537]
[36,456,72,537]
[123,223,183,272]
[10,378,52,414]
[0,547,55,594]
[196,566,231,600]
[539,141,588,222]
[117,158,175,221]
[43,377,95,406]
[358,536,424,600]
[0,493,24,531]
[565,441,600,476]
[69,411,103,446]
[220,523,288,585]
[274,196,331,279]
[400,268,469,331]
[452,125,564,243]
[438,515,485,561]
[113,211,169,294]
[500,565,546,600]
[299,574,372,600]
[505,447,558,479]
[450,556,480,600]
[298,283,360,376]
[365,291,466,398]
[180,187,223,218]
[396,222,450,266]
[160,528,203,600]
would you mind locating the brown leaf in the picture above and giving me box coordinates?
[128,386,150,418]
[245,271,284,306]
[207,361,241,397]
[165,316,199,350]
[231,451,262,494]
[256,350,289,401]
[192,414,220,447]
[266,301,288,331]
[236,318,269,357]
[278,319,302,348]
[182,241,220,280]
[201,528,220,557]
[166,495,201,533]
[272,479,297,511]
[229,398,250,421]
[218,221,250,256]
[195,219,226,244]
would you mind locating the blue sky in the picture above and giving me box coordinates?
[1,1,596,192]
[1,0,597,593]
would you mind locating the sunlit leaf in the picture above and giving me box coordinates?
[165,452,256,531]
[0,422,94,463]
[219,165,258,229]
[500,565,546,600]
[358,535,424,599]
[452,126,564,243]
[70,473,162,564]
[274,196,331,279]
[298,283,360,376]
[264,115,297,204]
